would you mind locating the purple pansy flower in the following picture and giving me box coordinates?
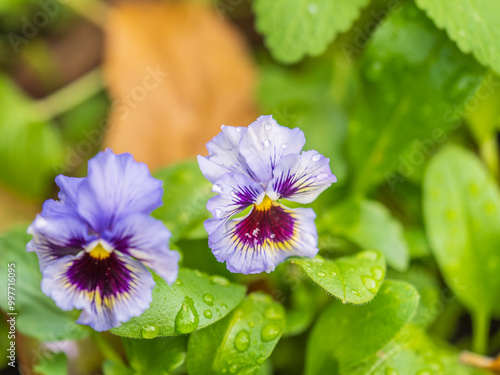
[27,150,180,331]
[198,115,336,274]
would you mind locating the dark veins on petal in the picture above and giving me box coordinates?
[272,171,313,199]
[233,205,295,247]
[66,252,133,297]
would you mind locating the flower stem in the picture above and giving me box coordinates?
[33,67,104,121]
[472,310,490,355]
[90,330,125,366]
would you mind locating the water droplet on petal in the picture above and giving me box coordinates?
[316,173,328,181]
[264,123,272,131]
[234,330,251,352]
[210,275,230,286]
[203,293,214,306]
[261,324,281,342]
[312,154,321,162]
[264,140,271,148]
[175,297,199,334]
[204,309,212,319]
[281,144,288,149]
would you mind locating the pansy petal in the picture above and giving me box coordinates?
[207,203,318,274]
[27,215,90,270]
[41,176,85,219]
[207,173,265,220]
[267,150,337,204]
[239,115,305,184]
[198,125,254,183]
[77,149,163,233]
[105,214,180,285]
[41,251,155,332]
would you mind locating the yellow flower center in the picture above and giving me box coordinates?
[89,243,111,260]
[255,195,273,211]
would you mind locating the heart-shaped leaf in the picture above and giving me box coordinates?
[306,280,419,375]
[293,251,386,304]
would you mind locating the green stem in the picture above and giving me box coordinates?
[472,310,490,355]
[33,67,104,121]
[90,330,126,366]
[479,137,499,182]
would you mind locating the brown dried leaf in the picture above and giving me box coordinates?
[103,1,257,170]
[0,186,39,232]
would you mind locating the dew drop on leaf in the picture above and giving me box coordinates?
[210,275,230,286]
[371,266,384,281]
[356,250,379,261]
[175,297,199,334]
[361,275,378,294]
[260,324,281,342]
[141,326,158,339]
[256,357,266,365]
[264,306,282,320]
[202,293,214,306]
[203,309,212,319]
[234,330,251,352]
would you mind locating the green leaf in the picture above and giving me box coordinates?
[153,161,212,240]
[321,199,409,271]
[305,280,419,375]
[293,251,386,304]
[111,269,246,338]
[122,336,187,375]
[415,0,500,75]
[0,227,89,341]
[103,360,133,375]
[345,325,489,375]
[0,74,64,198]
[254,0,370,63]
[187,293,285,375]
[348,2,485,192]
[33,353,68,375]
[423,146,500,318]
[388,266,441,328]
